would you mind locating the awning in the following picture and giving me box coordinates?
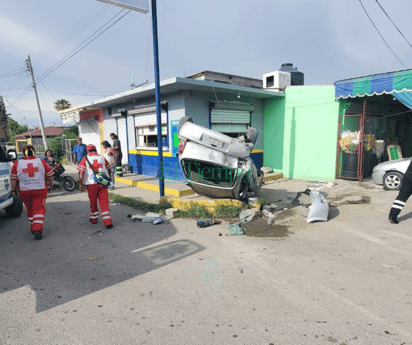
[335,69,412,109]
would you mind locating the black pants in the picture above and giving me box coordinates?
[389,172,412,216]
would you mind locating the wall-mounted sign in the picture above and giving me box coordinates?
[61,111,80,124]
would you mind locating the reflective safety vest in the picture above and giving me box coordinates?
[17,158,46,191]
[85,155,109,185]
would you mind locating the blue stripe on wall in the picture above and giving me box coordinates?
[128,152,263,181]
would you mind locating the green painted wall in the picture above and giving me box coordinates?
[263,86,340,182]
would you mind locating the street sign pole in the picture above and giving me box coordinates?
[151,0,164,197]
[96,0,164,197]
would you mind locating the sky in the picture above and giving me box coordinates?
[1,0,412,128]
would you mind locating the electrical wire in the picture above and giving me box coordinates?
[31,3,109,61]
[37,9,131,83]
[3,96,34,141]
[375,0,412,49]
[0,71,27,80]
[358,0,408,68]
[0,86,31,92]
[36,86,63,126]
[32,5,114,64]
[37,85,130,97]
[8,86,32,109]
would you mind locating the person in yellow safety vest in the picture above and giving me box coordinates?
[10,145,54,240]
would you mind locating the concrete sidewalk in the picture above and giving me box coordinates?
[64,163,284,209]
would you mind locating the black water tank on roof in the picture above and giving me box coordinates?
[279,63,304,85]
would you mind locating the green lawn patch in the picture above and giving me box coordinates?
[109,193,172,215]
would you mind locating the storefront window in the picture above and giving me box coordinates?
[136,125,168,148]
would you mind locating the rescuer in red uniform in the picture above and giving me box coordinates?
[78,144,113,228]
[10,145,54,240]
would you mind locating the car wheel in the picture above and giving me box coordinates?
[178,116,193,133]
[5,195,23,218]
[246,127,258,145]
[383,171,403,190]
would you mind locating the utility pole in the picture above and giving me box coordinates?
[26,55,47,150]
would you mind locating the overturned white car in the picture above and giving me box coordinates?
[177,117,264,200]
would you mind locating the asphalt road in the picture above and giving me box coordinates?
[0,186,411,345]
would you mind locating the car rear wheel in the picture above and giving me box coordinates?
[383,171,403,190]
[178,116,193,133]
[246,127,258,145]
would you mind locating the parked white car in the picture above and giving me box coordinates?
[177,117,264,200]
[372,157,412,190]
[0,144,23,218]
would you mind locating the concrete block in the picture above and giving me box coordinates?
[165,208,179,218]
[260,166,273,174]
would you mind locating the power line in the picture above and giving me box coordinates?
[8,86,32,109]
[37,9,131,83]
[0,86,31,92]
[38,85,130,97]
[31,3,109,62]
[358,0,408,68]
[32,5,114,64]
[36,86,63,126]
[375,0,412,49]
[0,71,27,80]
[3,96,35,140]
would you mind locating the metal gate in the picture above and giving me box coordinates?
[64,138,76,164]
[336,101,367,180]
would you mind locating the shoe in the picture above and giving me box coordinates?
[89,219,98,225]
[33,231,43,240]
[388,215,399,224]
[105,224,113,229]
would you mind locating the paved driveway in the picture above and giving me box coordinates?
[0,179,411,345]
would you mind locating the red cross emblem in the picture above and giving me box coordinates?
[22,163,39,178]
[91,159,103,171]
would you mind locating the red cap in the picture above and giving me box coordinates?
[86,144,97,151]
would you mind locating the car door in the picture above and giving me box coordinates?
[0,146,12,203]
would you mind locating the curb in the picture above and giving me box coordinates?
[114,172,283,198]
[160,197,261,214]
[263,172,283,181]
[114,176,195,197]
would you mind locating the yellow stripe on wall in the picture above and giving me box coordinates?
[129,150,172,157]
[129,149,262,156]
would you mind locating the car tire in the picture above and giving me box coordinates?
[246,127,258,145]
[5,195,23,218]
[178,116,193,133]
[383,171,403,190]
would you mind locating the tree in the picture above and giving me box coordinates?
[47,137,64,161]
[0,96,10,142]
[54,99,72,112]
[7,119,29,144]
[47,126,79,161]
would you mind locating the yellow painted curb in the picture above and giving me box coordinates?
[160,197,255,215]
[263,172,283,181]
[114,176,195,197]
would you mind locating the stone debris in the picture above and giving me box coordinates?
[165,208,179,218]
[260,166,274,174]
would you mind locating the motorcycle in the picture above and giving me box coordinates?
[51,165,76,192]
